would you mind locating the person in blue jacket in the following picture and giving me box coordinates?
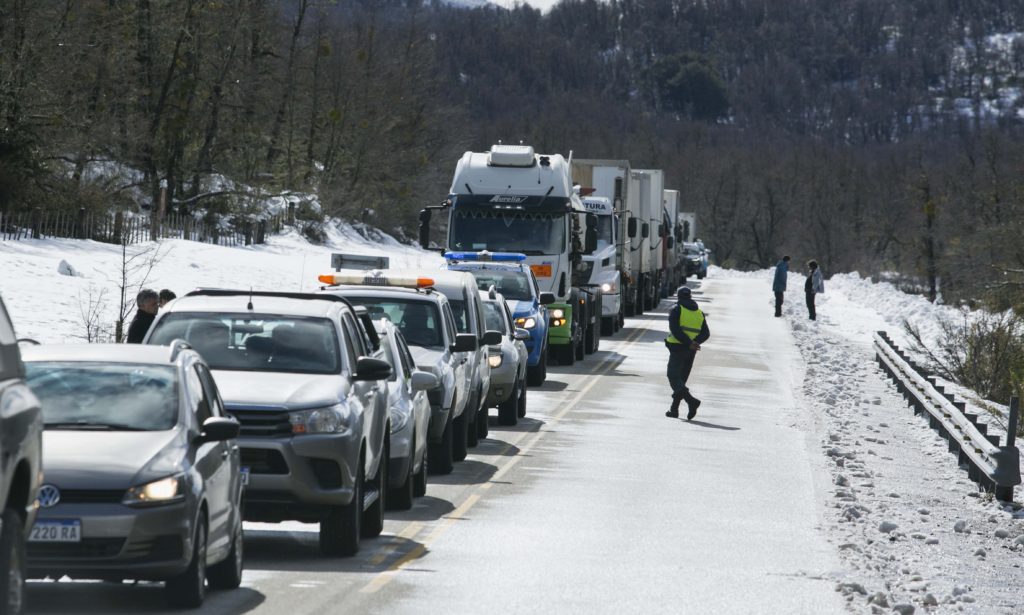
[665,286,710,420]
[772,255,790,317]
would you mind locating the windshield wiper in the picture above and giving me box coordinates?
[45,422,147,431]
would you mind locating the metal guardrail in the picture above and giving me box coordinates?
[874,331,1021,501]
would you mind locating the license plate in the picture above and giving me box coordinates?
[530,264,552,278]
[29,520,81,543]
[240,466,250,486]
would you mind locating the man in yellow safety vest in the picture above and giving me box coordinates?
[665,286,710,420]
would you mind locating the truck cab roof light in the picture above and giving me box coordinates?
[319,271,435,289]
[444,251,527,262]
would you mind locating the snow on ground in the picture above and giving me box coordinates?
[0,221,442,343]
[712,266,1024,613]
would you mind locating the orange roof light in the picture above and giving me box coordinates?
[318,274,336,285]
[417,277,435,288]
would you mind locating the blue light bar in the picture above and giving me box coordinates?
[444,251,527,262]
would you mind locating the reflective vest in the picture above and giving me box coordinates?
[666,307,705,344]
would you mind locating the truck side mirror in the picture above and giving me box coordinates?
[585,226,598,254]
[641,222,650,239]
[666,236,674,250]
[418,209,431,249]
[539,292,555,305]
[627,218,637,238]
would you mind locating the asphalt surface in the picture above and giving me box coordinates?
[26,278,846,614]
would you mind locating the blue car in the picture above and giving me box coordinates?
[444,252,554,386]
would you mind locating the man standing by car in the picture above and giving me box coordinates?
[772,255,790,317]
[665,286,710,421]
[805,260,824,320]
[126,288,159,343]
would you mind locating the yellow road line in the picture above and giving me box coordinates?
[359,323,650,594]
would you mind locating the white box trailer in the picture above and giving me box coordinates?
[633,169,665,311]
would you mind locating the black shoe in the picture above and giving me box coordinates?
[686,398,701,420]
[665,410,679,418]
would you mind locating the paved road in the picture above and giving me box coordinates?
[27,278,845,614]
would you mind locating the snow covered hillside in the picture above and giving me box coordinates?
[0,222,442,344]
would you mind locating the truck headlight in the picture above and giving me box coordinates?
[123,475,185,507]
[551,308,565,319]
[488,352,503,368]
[515,316,537,329]
[290,404,350,434]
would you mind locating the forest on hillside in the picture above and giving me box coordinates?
[2,0,1024,307]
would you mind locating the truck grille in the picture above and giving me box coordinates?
[226,406,292,437]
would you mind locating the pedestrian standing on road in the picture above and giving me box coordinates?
[126,288,159,343]
[805,260,824,321]
[665,286,710,420]
[772,255,790,317]
[158,289,177,308]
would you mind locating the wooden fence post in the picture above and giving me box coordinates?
[31,207,41,239]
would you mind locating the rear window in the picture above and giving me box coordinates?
[468,270,532,301]
[148,312,342,375]
[483,302,508,334]
[25,362,178,431]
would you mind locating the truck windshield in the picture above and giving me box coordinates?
[595,215,614,248]
[467,270,532,301]
[25,363,178,431]
[148,313,342,374]
[449,211,565,255]
[344,297,444,349]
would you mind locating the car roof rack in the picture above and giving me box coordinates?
[168,339,192,362]
[185,288,355,310]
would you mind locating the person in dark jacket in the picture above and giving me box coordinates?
[772,255,790,317]
[665,286,710,420]
[126,288,159,343]
[805,260,825,320]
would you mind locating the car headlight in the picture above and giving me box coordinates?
[551,308,565,319]
[390,405,411,433]
[488,352,503,368]
[515,316,537,329]
[123,475,185,507]
[290,403,350,434]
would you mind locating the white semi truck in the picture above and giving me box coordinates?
[419,145,602,365]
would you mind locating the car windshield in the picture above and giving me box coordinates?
[148,313,342,374]
[447,299,469,333]
[449,211,565,255]
[483,302,508,334]
[25,362,178,431]
[345,297,443,349]
[467,270,532,301]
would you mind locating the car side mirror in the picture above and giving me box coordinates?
[666,237,674,250]
[513,327,530,341]
[538,292,555,306]
[410,370,440,392]
[354,356,393,381]
[451,333,478,353]
[198,417,239,443]
[641,222,650,239]
[418,209,431,249]
[482,330,502,346]
[627,217,637,238]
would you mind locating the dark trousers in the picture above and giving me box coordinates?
[806,291,816,320]
[774,292,784,316]
[666,343,698,402]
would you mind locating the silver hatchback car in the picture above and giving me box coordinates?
[21,342,243,609]
[480,291,529,426]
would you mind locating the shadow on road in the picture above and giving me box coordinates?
[532,379,568,391]
[26,582,265,614]
[484,416,544,438]
[244,531,426,574]
[427,459,496,486]
[388,495,456,522]
[681,418,740,431]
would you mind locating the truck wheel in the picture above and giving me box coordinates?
[1,508,26,615]
[574,323,585,360]
[558,343,575,366]
[388,436,415,511]
[601,316,614,336]
[497,379,519,426]
[517,379,527,418]
[413,452,428,497]
[452,412,469,461]
[207,516,243,590]
[362,439,387,538]
[320,457,362,556]
[428,416,454,475]
[165,519,208,608]
[527,350,547,386]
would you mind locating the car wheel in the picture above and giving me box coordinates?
[527,350,546,386]
[517,379,527,418]
[389,437,415,511]
[428,415,454,475]
[497,380,519,426]
[452,411,469,461]
[601,316,614,336]
[362,439,387,538]
[476,404,489,439]
[320,458,362,556]
[0,508,26,615]
[165,518,208,608]
[466,390,480,448]
[207,516,243,590]
[413,450,428,497]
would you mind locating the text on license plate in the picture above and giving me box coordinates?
[530,264,552,278]
[29,520,81,543]
[240,466,250,486]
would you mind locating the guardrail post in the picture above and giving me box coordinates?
[993,396,1021,501]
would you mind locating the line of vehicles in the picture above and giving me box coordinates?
[0,144,705,612]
